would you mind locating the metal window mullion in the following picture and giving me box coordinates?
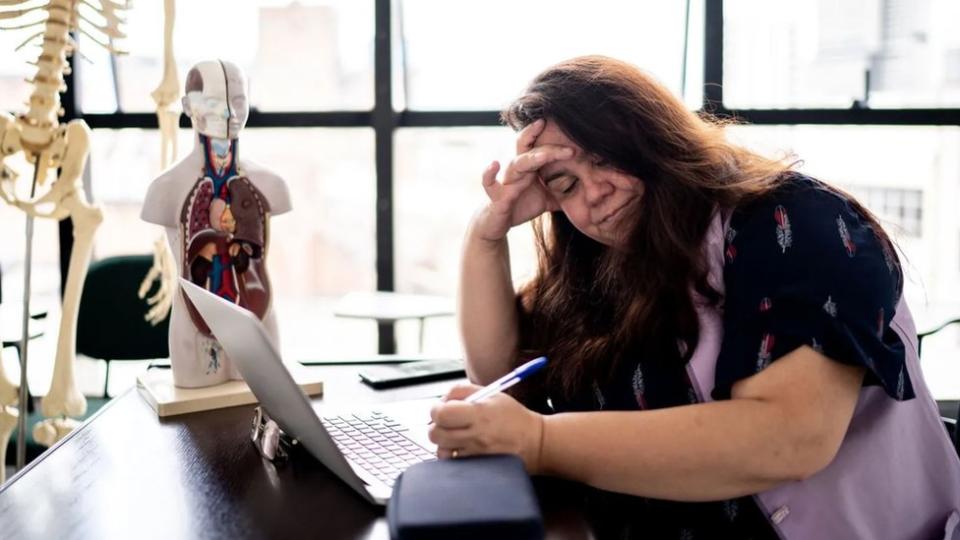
[703,0,723,111]
[704,107,960,126]
[58,33,81,298]
[81,108,960,129]
[374,0,396,353]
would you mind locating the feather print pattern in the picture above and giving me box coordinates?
[774,205,792,253]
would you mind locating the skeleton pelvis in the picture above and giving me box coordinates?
[179,175,271,336]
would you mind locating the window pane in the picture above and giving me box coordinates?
[727,124,960,397]
[395,127,539,353]
[0,205,63,317]
[0,5,44,114]
[88,127,377,358]
[725,0,960,109]
[79,0,374,113]
[399,0,693,110]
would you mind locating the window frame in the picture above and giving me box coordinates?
[56,0,960,353]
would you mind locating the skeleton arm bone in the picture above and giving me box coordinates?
[152,0,178,104]
[137,0,178,326]
[151,0,179,169]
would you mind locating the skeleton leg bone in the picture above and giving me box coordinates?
[0,405,17,483]
[0,346,17,409]
[0,347,18,482]
[33,121,101,444]
[38,189,101,423]
[0,101,18,403]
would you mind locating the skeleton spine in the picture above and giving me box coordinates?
[23,0,76,132]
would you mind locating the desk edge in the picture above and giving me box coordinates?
[0,388,130,492]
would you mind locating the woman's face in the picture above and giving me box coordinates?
[534,120,644,248]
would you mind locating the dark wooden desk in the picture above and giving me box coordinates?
[0,366,593,539]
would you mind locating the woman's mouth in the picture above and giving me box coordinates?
[599,203,629,225]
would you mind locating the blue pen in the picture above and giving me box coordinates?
[464,356,548,403]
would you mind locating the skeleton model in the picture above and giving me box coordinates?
[142,60,291,388]
[138,0,178,326]
[0,0,129,479]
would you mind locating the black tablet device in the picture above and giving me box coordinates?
[358,359,466,389]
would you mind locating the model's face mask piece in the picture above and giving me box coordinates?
[182,60,249,140]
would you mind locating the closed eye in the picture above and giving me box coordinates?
[548,175,578,196]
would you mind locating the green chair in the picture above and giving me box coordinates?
[76,255,170,397]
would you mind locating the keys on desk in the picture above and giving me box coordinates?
[322,411,435,488]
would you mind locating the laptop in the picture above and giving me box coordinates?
[179,278,438,505]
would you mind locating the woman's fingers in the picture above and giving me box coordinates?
[475,138,572,238]
[516,118,545,153]
[481,161,501,198]
[436,446,475,460]
[429,399,475,429]
[443,383,483,402]
[504,145,574,184]
[429,423,476,447]
[486,144,573,199]
[481,161,500,188]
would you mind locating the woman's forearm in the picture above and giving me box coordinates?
[458,216,520,384]
[539,399,829,501]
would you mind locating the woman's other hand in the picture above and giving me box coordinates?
[429,383,545,473]
[473,119,573,242]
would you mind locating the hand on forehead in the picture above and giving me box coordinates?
[532,120,579,153]
[525,121,582,184]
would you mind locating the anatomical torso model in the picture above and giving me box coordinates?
[142,60,290,388]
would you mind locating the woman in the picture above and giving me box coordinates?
[429,56,960,538]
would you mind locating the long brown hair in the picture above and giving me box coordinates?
[502,56,846,401]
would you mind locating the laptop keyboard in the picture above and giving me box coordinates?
[322,410,436,488]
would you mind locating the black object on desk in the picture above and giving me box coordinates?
[388,454,544,540]
[359,359,465,389]
[298,355,447,366]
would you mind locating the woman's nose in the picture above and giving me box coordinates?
[584,176,613,206]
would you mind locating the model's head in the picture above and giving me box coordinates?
[182,60,248,140]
